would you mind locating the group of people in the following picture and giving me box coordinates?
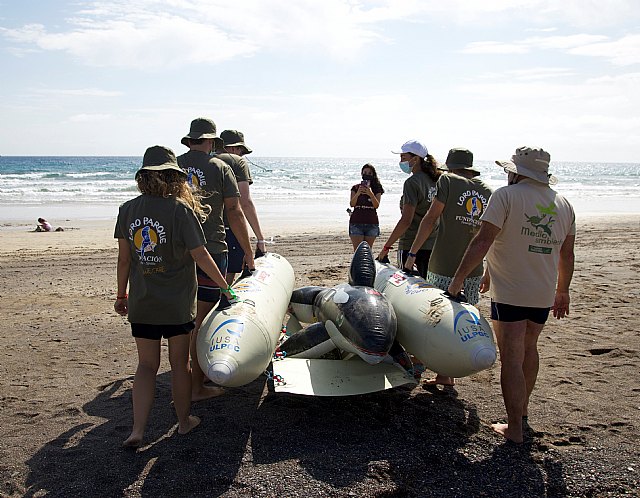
[114,118,266,447]
[348,140,575,443]
[114,125,575,447]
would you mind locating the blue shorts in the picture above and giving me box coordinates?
[131,321,195,340]
[197,252,228,303]
[225,227,245,274]
[491,301,550,325]
[349,223,380,237]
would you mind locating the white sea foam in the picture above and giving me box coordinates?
[0,156,638,222]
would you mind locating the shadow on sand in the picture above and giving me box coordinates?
[24,377,567,497]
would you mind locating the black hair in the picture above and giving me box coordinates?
[361,163,385,194]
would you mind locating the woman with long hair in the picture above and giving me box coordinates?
[378,140,441,278]
[348,163,385,250]
[114,145,233,448]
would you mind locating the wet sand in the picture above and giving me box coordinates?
[0,215,638,497]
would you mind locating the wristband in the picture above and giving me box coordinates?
[407,252,417,258]
[257,240,266,243]
[116,294,128,299]
[383,245,393,251]
[226,286,237,300]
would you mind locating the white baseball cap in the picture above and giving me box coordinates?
[392,140,429,159]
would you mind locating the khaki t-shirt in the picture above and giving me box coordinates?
[215,152,252,227]
[114,195,206,325]
[429,173,492,277]
[177,150,240,254]
[399,171,438,250]
[481,179,576,308]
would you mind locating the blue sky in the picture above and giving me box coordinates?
[1,0,639,161]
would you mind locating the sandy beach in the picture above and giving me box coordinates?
[0,214,638,497]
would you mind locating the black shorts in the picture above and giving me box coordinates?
[197,252,228,302]
[131,321,195,340]
[225,227,245,274]
[398,249,431,279]
[490,301,550,325]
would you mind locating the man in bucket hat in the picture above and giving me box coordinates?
[177,117,255,401]
[215,129,267,284]
[404,148,493,389]
[448,146,575,443]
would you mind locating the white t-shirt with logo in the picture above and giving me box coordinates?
[481,178,576,308]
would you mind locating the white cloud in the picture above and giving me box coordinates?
[462,33,640,67]
[4,0,640,68]
[568,34,640,66]
[35,88,123,97]
[67,113,113,122]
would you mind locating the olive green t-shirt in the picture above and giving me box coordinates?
[215,152,252,227]
[114,195,206,325]
[177,150,240,254]
[428,173,493,277]
[399,171,438,250]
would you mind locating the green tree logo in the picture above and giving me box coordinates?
[525,202,557,236]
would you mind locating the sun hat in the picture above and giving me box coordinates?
[220,129,252,154]
[136,145,186,178]
[443,148,480,176]
[181,117,223,148]
[392,140,429,159]
[495,146,557,185]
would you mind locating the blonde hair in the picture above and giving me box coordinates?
[136,170,211,222]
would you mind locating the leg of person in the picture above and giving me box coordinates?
[225,227,244,284]
[363,236,376,248]
[191,300,225,401]
[350,235,365,251]
[349,224,366,251]
[191,258,227,401]
[362,224,380,249]
[522,318,545,417]
[167,328,201,435]
[123,336,161,447]
[415,250,431,279]
[492,318,528,443]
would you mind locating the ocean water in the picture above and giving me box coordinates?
[0,156,639,226]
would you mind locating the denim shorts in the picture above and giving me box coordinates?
[349,223,380,237]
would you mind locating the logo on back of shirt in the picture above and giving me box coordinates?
[186,167,207,188]
[455,189,489,227]
[522,202,562,253]
[129,217,167,264]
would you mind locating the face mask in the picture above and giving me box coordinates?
[399,161,412,174]
[362,174,374,181]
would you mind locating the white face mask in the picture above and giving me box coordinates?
[399,161,412,174]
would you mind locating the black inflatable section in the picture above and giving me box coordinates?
[348,241,376,288]
[290,286,325,306]
[314,283,396,359]
[277,322,333,358]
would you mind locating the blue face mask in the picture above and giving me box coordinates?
[399,161,412,174]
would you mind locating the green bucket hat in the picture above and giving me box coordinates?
[181,117,224,149]
[136,145,186,179]
[220,129,252,154]
[443,148,480,176]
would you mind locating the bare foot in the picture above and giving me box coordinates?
[491,423,523,444]
[122,433,143,448]
[178,415,201,435]
[192,386,225,402]
[423,375,455,386]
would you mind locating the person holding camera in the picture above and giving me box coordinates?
[348,163,384,250]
